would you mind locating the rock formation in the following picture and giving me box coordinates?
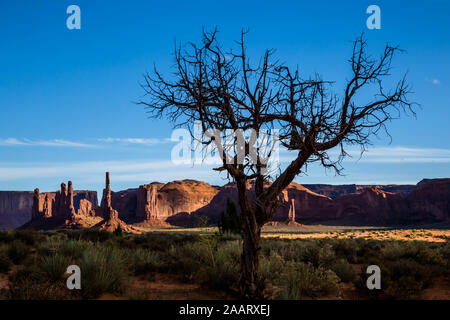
[31,189,54,220]
[332,187,409,225]
[0,191,35,230]
[32,188,41,220]
[96,172,141,234]
[77,199,94,217]
[100,172,118,220]
[407,178,450,222]
[288,198,295,222]
[302,183,415,199]
[112,180,219,226]
[2,176,450,231]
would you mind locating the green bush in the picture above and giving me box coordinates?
[386,258,434,299]
[67,229,113,243]
[113,225,124,237]
[277,262,339,299]
[0,231,14,243]
[7,265,75,300]
[126,248,164,275]
[331,239,360,263]
[219,198,241,235]
[0,251,12,273]
[8,240,29,264]
[330,259,355,282]
[79,245,127,299]
[39,254,72,281]
[259,251,285,281]
[13,230,42,246]
[204,240,240,289]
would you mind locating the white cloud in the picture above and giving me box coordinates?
[426,77,441,85]
[0,159,220,183]
[0,137,173,148]
[97,138,172,145]
[279,146,450,164]
[0,138,94,148]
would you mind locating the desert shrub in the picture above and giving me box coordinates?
[354,258,435,300]
[134,232,201,252]
[260,239,288,258]
[37,238,62,257]
[167,240,213,279]
[12,230,43,246]
[381,241,446,273]
[79,245,127,299]
[166,238,241,289]
[317,244,336,268]
[259,251,285,281]
[220,231,242,241]
[330,259,355,282]
[37,237,90,258]
[0,231,14,243]
[200,240,241,289]
[277,262,339,299]
[113,225,124,237]
[331,239,360,263]
[60,239,92,259]
[67,229,113,243]
[126,248,164,275]
[292,241,321,266]
[0,251,12,273]
[440,243,450,274]
[356,239,383,262]
[8,240,29,264]
[402,242,445,266]
[39,254,72,281]
[167,245,199,279]
[385,258,434,299]
[7,265,76,300]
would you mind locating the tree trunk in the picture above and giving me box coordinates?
[239,214,262,298]
[236,178,263,298]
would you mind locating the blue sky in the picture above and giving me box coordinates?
[0,0,449,195]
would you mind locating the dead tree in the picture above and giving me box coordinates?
[139,29,414,298]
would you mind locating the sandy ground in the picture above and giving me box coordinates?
[98,273,234,300]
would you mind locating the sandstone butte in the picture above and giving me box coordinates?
[0,174,448,232]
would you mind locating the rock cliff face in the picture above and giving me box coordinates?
[302,184,415,199]
[276,182,335,221]
[2,177,449,230]
[407,178,450,222]
[0,186,98,230]
[103,178,450,226]
[332,188,409,224]
[0,191,34,230]
[111,180,219,225]
[111,189,138,222]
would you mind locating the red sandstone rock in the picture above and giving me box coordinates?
[96,172,141,234]
[127,180,219,225]
[4,177,450,231]
[407,178,450,222]
[332,187,409,224]
[77,199,94,216]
